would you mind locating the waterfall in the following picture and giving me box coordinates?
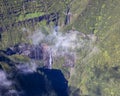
[49,48,52,69]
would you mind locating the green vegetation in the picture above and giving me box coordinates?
[18,12,44,21]
[0,0,120,95]
[66,0,120,95]
[10,54,30,63]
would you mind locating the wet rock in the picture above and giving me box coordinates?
[41,43,51,68]
[2,43,54,69]
[29,44,43,60]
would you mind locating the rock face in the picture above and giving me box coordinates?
[2,43,52,68]
[2,40,78,69]
[28,44,43,60]
[40,43,51,68]
[4,43,42,59]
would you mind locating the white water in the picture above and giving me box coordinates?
[49,48,52,69]
[26,27,96,69]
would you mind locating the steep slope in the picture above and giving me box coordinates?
[67,0,120,95]
[0,0,120,96]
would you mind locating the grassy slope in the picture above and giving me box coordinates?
[67,0,120,95]
[0,0,120,95]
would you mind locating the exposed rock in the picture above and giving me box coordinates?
[41,43,51,68]
[2,43,52,68]
[29,44,43,60]
[63,53,75,67]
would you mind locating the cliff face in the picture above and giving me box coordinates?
[0,0,120,96]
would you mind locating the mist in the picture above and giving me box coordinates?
[28,28,96,58]
[0,70,19,96]
[16,61,38,73]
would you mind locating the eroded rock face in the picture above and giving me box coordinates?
[40,43,50,68]
[3,43,52,68]
[2,28,97,69]
[4,43,42,59]
[29,44,43,60]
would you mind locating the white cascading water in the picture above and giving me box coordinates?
[28,26,96,69]
[49,48,52,69]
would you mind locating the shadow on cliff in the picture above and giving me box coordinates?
[0,52,15,67]
[15,68,69,96]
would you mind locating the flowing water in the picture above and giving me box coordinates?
[0,26,97,96]
[49,48,52,69]
[27,27,96,69]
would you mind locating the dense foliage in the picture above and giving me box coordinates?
[0,0,120,96]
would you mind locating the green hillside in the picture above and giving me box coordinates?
[0,0,120,96]
[67,0,120,95]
